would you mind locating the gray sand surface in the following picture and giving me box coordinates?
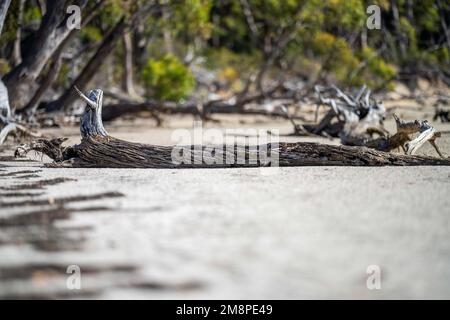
[1,109,449,299]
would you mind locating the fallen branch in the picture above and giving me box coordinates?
[284,85,445,157]
[343,114,445,158]
[15,87,450,168]
[0,120,43,144]
[101,92,303,122]
[0,80,43,144]
[305,85,386,138]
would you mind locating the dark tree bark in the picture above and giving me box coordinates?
[122,31,138,97]
[3,0,88,109]
[20,53,63,116]
[160,0,174,54]
[36,0,47,16]
[46,18,128,112]
[12,0,25,66]
[45,2,159,112]
[0,0,11,36]
[19,0,106,115]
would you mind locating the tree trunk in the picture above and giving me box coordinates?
[0,0,12,121]
[19,0,106,115]
[390,0,406,58]
[21,54,63,116]
[36,0,47,16]
[44,2,158,112]
[0,80,11,119]
[46,18,128,112]
[161,0,174,54]
[3,0,88,109]
[12,0,25,66]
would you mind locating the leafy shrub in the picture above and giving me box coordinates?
[141,54,195,101]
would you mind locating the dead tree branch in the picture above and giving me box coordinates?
[284,85,445,157]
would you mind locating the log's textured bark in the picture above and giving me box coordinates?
[15,88,450,168]
[19,0,106,115]
[0,0,11,36]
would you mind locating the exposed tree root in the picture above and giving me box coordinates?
[284,85,388,139]
[14,88,450,168]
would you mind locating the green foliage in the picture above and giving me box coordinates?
[141,54,195,101]
[309,32,359,85]
[171,0,213,40]
[322,0,366,30]
[80,0,131,43]
[55,63,71,87]
[210,0,449,89]
[400,17,418,53]
[0,1,41,49]
[80,25,104,42]
[23,5,41,24]
[1,0,449,100]
[144,0,212,49]
[0,59,10,76]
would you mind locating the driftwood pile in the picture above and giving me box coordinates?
[284,85,445,157]
[14,87,450,167]
[286,85,386,139]
[0,81,42,144]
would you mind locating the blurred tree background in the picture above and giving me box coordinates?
[0,0,449,119]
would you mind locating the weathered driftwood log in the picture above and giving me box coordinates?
[284,85,387,138]
[308,85,387,138]
[342,114,445,157]
[434,109,450,123]
[14,88,450,167]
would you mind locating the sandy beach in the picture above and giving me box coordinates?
[1,101,450,299]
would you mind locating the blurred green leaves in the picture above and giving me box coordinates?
[141,54,195,101]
